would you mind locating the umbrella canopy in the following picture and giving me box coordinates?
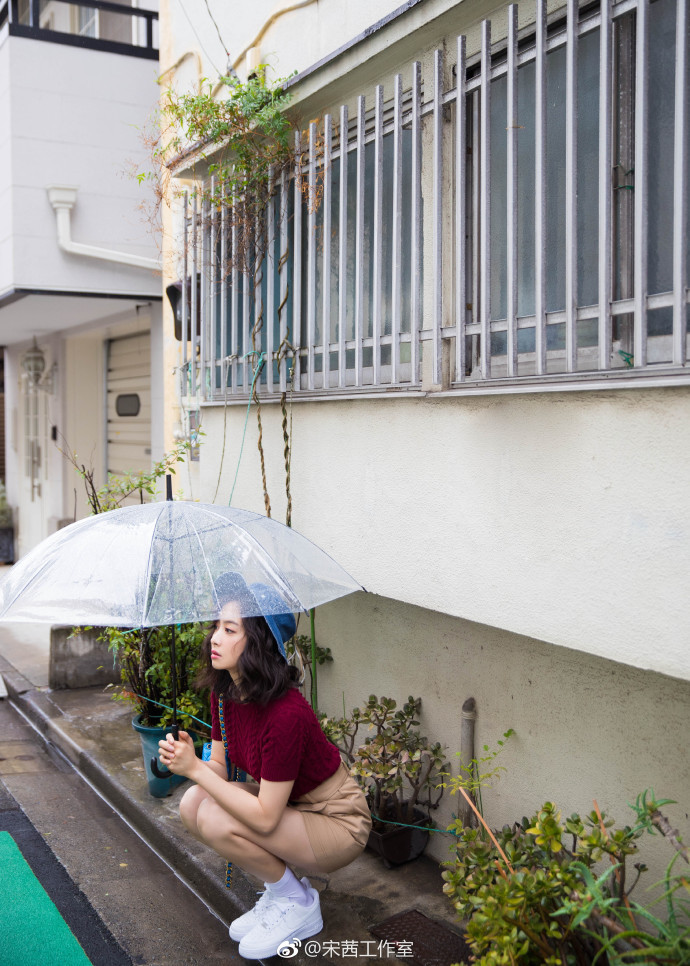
[0,501,362,626]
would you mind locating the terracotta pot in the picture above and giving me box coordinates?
[366,805,431,867]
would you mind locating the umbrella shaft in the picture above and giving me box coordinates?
[170,623,178,735]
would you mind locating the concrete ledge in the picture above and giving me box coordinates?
[4,681,254,924]
[49,625,120,690]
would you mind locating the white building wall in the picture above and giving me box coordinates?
[196,388,690,682]
[5,36,160,297]
[190,394,690,872]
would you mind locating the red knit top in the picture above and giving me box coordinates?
[210,687,341,799]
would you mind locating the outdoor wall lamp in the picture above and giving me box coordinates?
[166,275,201,342]
[21,338,57,394]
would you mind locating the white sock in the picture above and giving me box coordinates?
[265,866,311,906]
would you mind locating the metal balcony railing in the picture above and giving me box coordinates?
[0,0,158,59]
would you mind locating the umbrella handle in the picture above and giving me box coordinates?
[150,723,180,780]
[150,757,173,779]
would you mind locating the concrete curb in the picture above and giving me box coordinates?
[0,656,315,965]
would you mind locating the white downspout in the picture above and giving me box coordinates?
[46,184,160,271]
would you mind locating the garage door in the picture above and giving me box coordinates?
[106,333,151,483]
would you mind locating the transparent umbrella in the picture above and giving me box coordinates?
[0,487,362,774]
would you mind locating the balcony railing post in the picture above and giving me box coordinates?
[30,0,39,28]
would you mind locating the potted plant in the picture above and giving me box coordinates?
[103,622,211,798]
[322,695,449,867]
[59,439,208,797]
[0,481,14,563]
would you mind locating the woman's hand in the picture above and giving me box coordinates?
[157,731,199,779]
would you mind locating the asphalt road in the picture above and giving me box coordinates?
[0,697,242,966]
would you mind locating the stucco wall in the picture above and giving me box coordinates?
[194,386,690,682]
[313,590,690,876]
[159,0,410,87]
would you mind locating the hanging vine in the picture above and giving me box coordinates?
[146,67,328,524]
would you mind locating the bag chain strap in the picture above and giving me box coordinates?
[218,696,247,889]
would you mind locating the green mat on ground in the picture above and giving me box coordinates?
[0,831,91,966]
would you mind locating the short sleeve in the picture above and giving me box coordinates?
[210,691,222,742]
[259,706,307,783]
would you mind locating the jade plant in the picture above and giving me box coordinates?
[322,695,449,830]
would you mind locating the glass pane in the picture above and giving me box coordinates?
[490,76,508,323]
[546,45,566,314]
[577,28,600,307]
[98,0,133,44]
[307,127,414,377]
[115,394,140,417]
[647,0,676,296]
[517,61,536,320]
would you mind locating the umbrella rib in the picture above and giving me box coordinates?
[227,523,306,613]
[187,513,224,615]
[142,503,167,626]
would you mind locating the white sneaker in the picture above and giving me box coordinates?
[229,877,312,942]
[237,885,323,960]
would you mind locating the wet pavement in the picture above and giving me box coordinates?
[0,619,463,966]
[0,698,238,965]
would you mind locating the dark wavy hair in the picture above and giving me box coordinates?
[195,614,299,705]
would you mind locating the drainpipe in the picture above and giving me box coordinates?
[459,696,477,827]
[46,185,160,271]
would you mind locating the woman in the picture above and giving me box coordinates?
[157,573,371,960]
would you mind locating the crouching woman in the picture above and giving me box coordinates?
[157,578,371,960]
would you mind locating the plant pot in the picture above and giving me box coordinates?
[367,806,431,868]
[0,525,14,564]
[132,714,190,799]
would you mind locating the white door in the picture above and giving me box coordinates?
[106,333,151,501]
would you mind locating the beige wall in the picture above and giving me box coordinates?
[159,0,408,90]
[313,590,690,877]
[62,308,158,521]
[62,336,105,521]
[194,386,690,682]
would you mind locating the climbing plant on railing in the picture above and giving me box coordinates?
[147,69,300,274]
[146,68,313,525]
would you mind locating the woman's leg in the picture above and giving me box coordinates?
[195,795,319,882]
[180,780,260,842]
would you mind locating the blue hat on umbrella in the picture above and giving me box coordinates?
[214,572,297,660]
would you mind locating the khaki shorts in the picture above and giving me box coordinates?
[289,761,372,874]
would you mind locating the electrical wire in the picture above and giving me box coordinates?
[174,0,221,76]
[227,352,266,507]
[200,0,229,57]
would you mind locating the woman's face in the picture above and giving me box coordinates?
[210,601,247,680]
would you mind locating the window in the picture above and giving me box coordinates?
[185,0,689,401]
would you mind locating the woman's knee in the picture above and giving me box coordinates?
[180,784,209,832]
[196,797,246,845]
